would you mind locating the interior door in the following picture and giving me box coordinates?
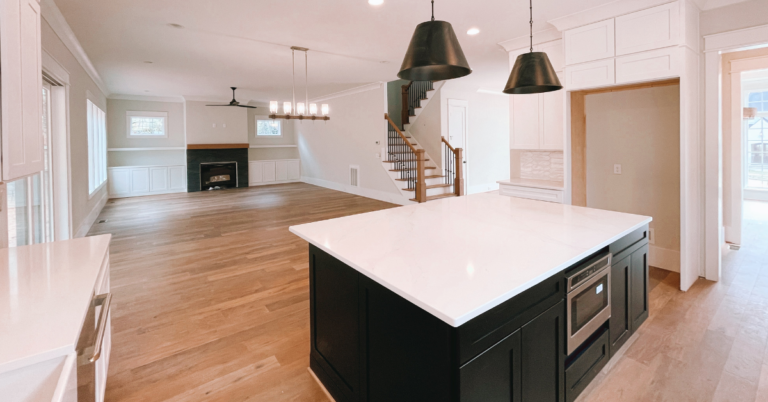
[448,99,468,194]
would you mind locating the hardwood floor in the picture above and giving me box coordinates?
[91,186,768,401]
[89,183,396,401]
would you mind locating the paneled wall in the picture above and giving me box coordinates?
[108,165,186,198]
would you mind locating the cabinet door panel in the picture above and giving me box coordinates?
[511,94,540,150]
[609,255,631,355]
[249,162,263,184]
[275,160,288,181]
[149,167,168,192]
[541,73,565,150]
[615,3,679,56]
[130,168,150,193]
[536,40,564,72]
[262,161,276,182]
[460,330,522,402]
[1,0,44,180]
[615,47,680,85]
[168,166,186,190]
[564,19,615,66]
[108,169,131,196]
[630,244,650,331]
[287,160,301,180]
[565,59,615,91]
[522,300,565,402]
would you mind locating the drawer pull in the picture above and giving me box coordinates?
[88,293,112,363]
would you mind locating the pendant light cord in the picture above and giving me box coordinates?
[292,49,296,114]
[431,0,435,21]
[305,50,308,112]
[529,0,533,53]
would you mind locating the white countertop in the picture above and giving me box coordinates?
[0,235,111,375]
[498,178,565,190]
[290,192,650,327]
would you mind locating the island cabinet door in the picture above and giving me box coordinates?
[520,300,566,402]
[629,244,650,331]
[609,255,632,355]
[460,329,522,402]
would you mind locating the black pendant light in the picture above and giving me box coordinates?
[398,0,471,81]
[503,0,562,94]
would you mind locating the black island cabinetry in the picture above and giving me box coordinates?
[309,225,650,402]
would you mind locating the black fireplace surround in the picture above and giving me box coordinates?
[186,148,248,192]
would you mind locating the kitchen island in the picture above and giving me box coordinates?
[290,192,652,402]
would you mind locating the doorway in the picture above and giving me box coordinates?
[447,99,468,194]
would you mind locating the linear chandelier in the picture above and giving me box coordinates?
[269,46,330,121]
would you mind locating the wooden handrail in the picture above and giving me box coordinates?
[384,113,418,154]
[441,137,456,152]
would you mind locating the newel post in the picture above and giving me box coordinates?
[416,149,427,203]
[455,148,464,197]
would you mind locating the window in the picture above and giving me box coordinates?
[745,116,768,189]
[256,119,282,137]
[88,100,107,194]
[127,111,167,137]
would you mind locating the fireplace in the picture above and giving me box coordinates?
[200,162,237,190]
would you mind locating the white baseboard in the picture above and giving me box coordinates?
[249,179,301,187]
[75,189,108,238]
[649,245,680,272]
[301,176,413,206]
[468,182,500,195]
[109,187,186,199]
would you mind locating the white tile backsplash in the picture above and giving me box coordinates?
[520,151,564,181]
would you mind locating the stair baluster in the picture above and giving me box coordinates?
[442,137,464,197]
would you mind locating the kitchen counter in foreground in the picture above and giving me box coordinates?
[290,191,650,327]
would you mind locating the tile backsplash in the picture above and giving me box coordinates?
[520,151,564,182]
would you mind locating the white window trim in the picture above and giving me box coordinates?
[127,111,168,138]
[88,100,108,196]
[255,117,283,138]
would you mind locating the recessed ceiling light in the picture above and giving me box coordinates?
[168,23,184,29]
[467,28,480,36]
[368,0,384,5]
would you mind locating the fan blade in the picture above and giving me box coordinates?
[206,104,232,107]
[237,105,258,109]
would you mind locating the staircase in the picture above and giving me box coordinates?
[383,107,463,203]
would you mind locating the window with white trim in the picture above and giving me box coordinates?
[127,111,167,137]
[88,100,107,194]
[256,119,282,137]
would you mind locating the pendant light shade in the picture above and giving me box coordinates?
[398,1,471,81]
[503,52,562,94]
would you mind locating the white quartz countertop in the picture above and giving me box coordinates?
[290,192,651,327]
[0,235,111,375]
[498,178,565,190]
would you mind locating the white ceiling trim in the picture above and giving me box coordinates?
[547,0,673,32]
[42,49,70,86]
[40,0,110,97]
[701,0,751,10]
[704,23,768,52]
[108,94,185,103]
[310,82,384,103]
[498,28,563,52]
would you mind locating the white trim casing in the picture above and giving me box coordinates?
[126,111,168,138]
[40,0,109,97]
[255,117,283,138]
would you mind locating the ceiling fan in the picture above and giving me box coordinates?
[206,87,257,108]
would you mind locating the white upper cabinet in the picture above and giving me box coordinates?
[537,40,564,72]
[510,94,540,150]
[565,58,616,90]
[615,3,679,56]
[615,47,680,84]
[540,75,565,150]
[564,19,615,66]
[0,0,44,181]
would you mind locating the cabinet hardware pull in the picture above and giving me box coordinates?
[89,293,112,363]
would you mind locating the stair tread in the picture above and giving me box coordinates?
[402,184,453,191]
[410,193,458,202]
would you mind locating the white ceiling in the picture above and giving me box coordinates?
[52,0,741,102]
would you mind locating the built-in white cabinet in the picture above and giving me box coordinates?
[615,47,680,85]
[108,165,187,198]
[615,3,679,56]
[0,0,44,181]
[249,159,301,186]
[564,19,615,66]
[565,59,616,90]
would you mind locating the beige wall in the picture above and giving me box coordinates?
[247,105,299,161]
[185,100,248,144]
[298,85,404,201]
[701,0,768,36]
[106,98,185,167]
[387,79,409,129]
[721,48,768,239]
[41,18,108,237]
[440,83,510,193]
[585,85,680,269]
[409,86,443,170]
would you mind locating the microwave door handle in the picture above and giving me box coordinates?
[88,293,112,363]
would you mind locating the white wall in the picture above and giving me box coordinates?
[41,18,108,237]
[298,84,405,203]
[409,86,443,169]
[700,0,768,36]
[247,104,299,161]
[185,100,248,144]
[106,98,185,167]
[440,82,510,193]
[585,85,681,271]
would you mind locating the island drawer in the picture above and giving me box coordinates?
[458,271,565,365]
[565,327,610,402]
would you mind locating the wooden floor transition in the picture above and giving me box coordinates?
[89,185,768,401]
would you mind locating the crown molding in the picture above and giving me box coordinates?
[310,82,384,103]
[701,0,750,10]
[40,0,110,98]
[547,0,673,32]
[498,28,562,52]
[108,94,185,103]
[704,23,768,52]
